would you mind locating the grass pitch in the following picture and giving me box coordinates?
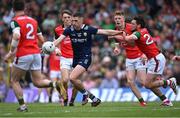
[0,102,180,117]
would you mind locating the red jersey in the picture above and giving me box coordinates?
[49,52,60,71]
[117,23,143,59]
[54,25,73,58]
[12,15,40,57]
[134,28,160,59]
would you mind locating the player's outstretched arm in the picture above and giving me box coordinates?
[172,55,180,61]
[4,28,20,62]
[53,35,66,47]
[124,33,138,42]
[37,27,44,46]
[37,34,45,47]
[43,54,50,73]
[97,29,123,36]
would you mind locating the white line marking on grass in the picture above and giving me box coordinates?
[3,113,12,116]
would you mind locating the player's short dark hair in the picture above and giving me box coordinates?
[13,0,25,11]
[114,10,124,16]
[134,16,146,28]
[61,9,72,16]
[73,12,83,18]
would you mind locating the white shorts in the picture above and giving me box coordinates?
[50,70,61,79]
[126,57,147,71]
[60,56,73,70]
[13,54,41,71]
[147,53,166,75]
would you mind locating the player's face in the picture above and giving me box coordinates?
[72,17,83,30]
[131,20,137,30]
[114,15,125,28]
[62,13,72,27]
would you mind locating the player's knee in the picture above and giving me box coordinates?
[10,76,19,84]
[69,74,76,81]
[33,82,40,88]
[32,80,42,88]
[62,78,69,84]
[144,83,152,89]
[10,78,15,85]
[127,79,134,86]
[70,78,76,85]
[70,78,74,84]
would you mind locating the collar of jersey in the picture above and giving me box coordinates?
[81,24,85,29]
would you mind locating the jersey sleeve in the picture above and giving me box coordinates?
[54,29,59,39]
[10,20,20,32]
[37,27,42,35]
[63,27,70,36]
[88,26,98,35]
[133,31,141,39]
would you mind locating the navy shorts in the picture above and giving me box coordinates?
[72,54,92,70]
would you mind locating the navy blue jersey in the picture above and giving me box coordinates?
[63,24,98,58]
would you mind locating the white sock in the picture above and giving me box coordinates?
[92,97,98,102]
[53,82,56,88]
[166,80,170,86]
[83,91,88,95]
[20,104,27,109]
[163,98,168,102]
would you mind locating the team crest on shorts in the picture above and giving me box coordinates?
[84,32,87,36]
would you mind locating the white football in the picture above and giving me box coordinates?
[42,41,55,54]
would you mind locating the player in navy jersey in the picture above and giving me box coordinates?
[53,12,122,106]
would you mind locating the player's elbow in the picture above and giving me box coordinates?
[13,33,20,40]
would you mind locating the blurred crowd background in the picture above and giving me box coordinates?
[0,0,180,102]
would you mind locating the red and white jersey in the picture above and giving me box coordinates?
[12,15,40,57]
[135,28,160,59]
[54,25,73,58]
[117,23,143,59]
[49,52,60,71]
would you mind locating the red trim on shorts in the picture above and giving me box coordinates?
[15,57,19,64]
[153,57,159,72]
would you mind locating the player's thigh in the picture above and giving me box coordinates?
[31,70,42,84]
[145,72,158,85]
[137,69,146,85]
[30,54,42,70]
[147,53,166,75]
[61,68,70,81]
[70,65,86,80]
[126,69,136,82]
[11,66,26,82]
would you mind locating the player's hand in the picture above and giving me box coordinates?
[55,47,61,56]
[108,36,114,40]
[4,51,13,63]
[140,54,147,64]
[113,47,121,56]
[172,56,180,61]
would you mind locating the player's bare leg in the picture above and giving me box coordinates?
[70,65,101,106]
[11,66,28,112]
[69,86,78,106]
[145,73,177,94]
[61,68,70,106]
[127,70,146,106]
[31,70,67,100]
[145,73,173,106]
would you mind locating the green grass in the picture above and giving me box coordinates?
[0,102,180,117]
